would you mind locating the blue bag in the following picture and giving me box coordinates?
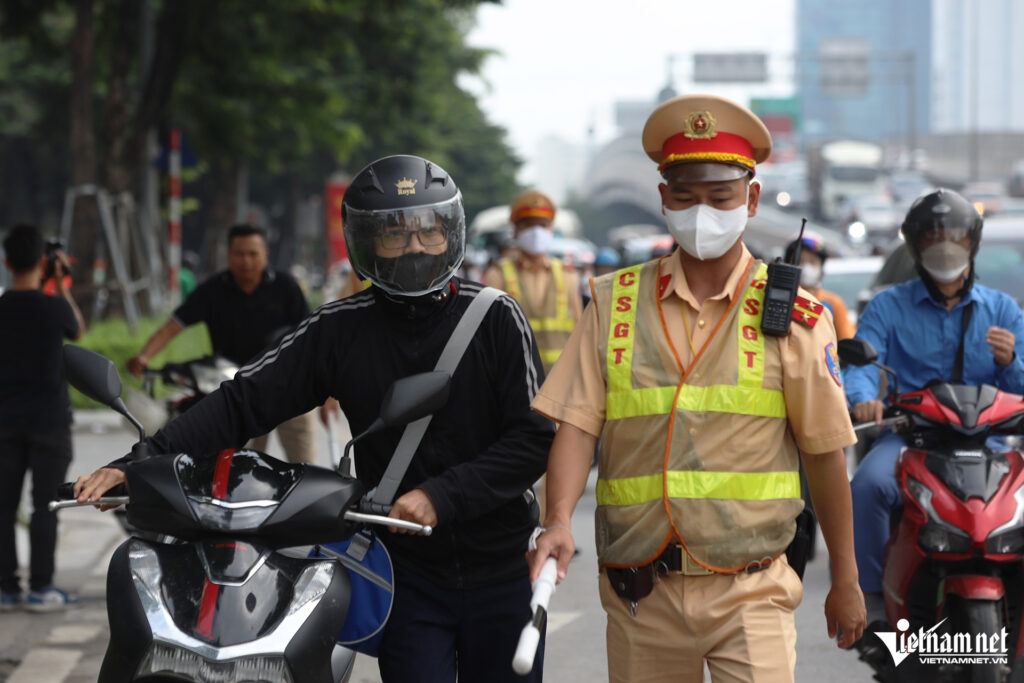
[317,530,394,656]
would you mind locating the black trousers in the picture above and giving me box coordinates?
[378,563,545,683]
[0,429,72,593]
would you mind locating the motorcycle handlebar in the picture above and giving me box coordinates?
[343,510,431,536]
[48,482,129,512]
[853,415,909,434]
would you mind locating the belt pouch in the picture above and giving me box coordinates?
[605,566,654,603]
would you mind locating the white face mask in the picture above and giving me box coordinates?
[920,241,970,283]
[517,226,554,255]
[800,264,822,288]
[663,188,749,260]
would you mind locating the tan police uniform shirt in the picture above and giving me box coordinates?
[484,255,585,322]
[532,244,856,455]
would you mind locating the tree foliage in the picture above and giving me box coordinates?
[0,0,519,278]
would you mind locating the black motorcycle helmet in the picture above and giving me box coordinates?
[900,188,982,302]
[343,155,465,297]
[900,188,983,263]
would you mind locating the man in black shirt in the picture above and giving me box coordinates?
[76,156,553,682]
[0,224,85,611]
[127,224,318,463]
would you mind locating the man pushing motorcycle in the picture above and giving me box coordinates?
[74,155,554,682]
[846,188,1024,642]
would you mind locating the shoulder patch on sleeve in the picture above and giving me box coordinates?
[792,295,824,328]
[825,341,842,387]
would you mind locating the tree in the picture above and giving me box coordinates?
[0,0,519,309]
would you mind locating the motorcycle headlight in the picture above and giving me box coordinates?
[919,522,973,554]
[986,528,1024,555]
[136,642,294,683]
[986,484,1024,555]
[906,476,973,553]
[188,497,276,532]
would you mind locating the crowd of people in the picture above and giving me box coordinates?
[1,91,1016,682]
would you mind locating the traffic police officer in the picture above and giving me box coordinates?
[484,191,583,373]
[527,94,866,682]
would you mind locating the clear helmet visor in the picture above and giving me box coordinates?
[344,192,466,296]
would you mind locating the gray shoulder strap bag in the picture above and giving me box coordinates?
[362,286,503,513]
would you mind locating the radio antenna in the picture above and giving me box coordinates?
[791,218,808,265]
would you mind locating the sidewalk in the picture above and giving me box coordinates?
[0,495,122,683]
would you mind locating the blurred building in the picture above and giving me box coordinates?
[931,0,1024,133]
[530,134,590,207]
[796,0,932,148]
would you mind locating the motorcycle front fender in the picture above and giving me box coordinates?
[944,575,1006,601]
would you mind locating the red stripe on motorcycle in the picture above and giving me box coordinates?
[212,449,234,500]
[195,579,220,640]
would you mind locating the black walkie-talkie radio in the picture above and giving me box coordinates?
[760,218,808,336]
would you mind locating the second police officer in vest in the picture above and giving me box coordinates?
[527,94,866,682]
[485,191,584,374]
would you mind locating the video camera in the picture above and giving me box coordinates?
[43,238,65,281]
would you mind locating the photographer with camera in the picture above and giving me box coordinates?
[40,238,73,298]
[0,224,85,611]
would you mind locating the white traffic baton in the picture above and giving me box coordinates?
[512,556,558,675]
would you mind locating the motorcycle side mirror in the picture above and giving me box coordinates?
[337,371,451,476]
[62,345,149,459]
[836,337,900,397]
[837,338,878,367]
[64,344,123,405]
[378,371,451,428]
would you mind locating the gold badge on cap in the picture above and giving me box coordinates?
[684,110,717,140]
[396,177,418,196]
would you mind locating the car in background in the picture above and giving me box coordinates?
[840,193,901,248]
[887,171,934,213]
[819,255,884,325]
[757,160,810,213]
[962,180,1010,216]
[858,215,1024,315]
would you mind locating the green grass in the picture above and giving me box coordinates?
[70,316,212,409]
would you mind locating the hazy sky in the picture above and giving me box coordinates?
[465,0,795,182]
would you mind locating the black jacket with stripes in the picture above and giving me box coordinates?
[114,278,553,588]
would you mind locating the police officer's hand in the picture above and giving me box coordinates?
[527,525,574,585]
[987,326,1016,366]
[852,400,884,424]
[825,579,866,649]
[127,355,148,377]
[388,488,437,535]
[74,467,127,511]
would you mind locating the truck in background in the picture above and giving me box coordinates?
[807,139,886,222]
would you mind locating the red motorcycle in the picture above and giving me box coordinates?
[841,338,1024,683]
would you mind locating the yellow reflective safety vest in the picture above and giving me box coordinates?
[500,258,576,372]
[592,256,803,572]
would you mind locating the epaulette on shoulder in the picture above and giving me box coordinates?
[791,294,824,329]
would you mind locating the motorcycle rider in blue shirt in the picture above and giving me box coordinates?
[846,188,1024,637]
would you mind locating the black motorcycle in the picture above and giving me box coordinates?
[52,345,449,682]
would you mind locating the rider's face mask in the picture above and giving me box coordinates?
[663,184,749,261]
[921,241,971,283]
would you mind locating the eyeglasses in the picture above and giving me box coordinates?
[919,225,970,246]
[377,225,447,250]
